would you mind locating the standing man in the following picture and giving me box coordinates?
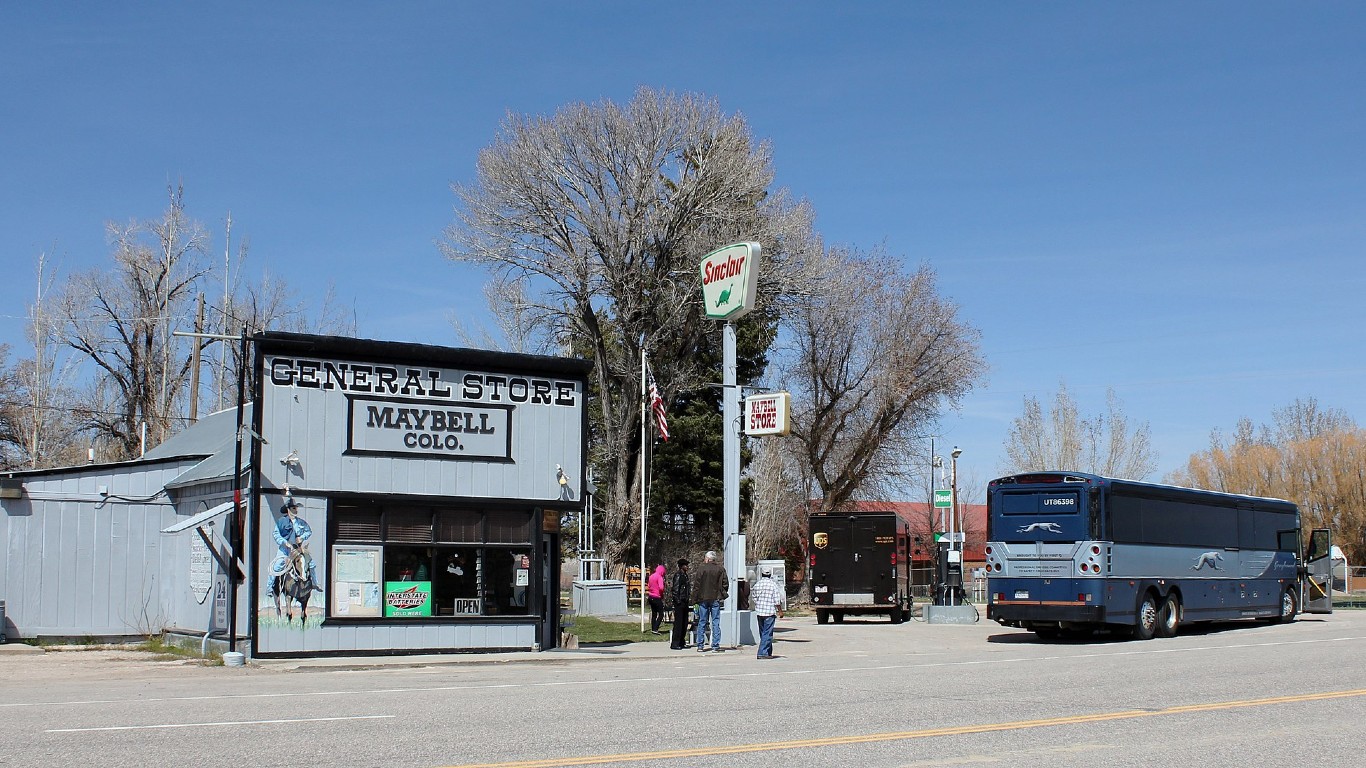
[669,558,691,650]
[691,550,728,652]
[749,567,785,659]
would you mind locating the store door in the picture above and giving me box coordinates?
[540,532,559,649]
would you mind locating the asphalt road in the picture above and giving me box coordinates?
[2,610,1364,768]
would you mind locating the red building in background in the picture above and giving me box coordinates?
[833,501,987,593]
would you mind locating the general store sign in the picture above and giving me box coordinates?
[699,242,761,320]
[743,392,791,436]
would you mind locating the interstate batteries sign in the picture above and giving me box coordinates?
[699,242,761,320]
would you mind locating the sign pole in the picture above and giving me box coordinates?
[723,321,740,646]
[699,241,761,648]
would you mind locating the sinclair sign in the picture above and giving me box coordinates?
[699,242,761,320]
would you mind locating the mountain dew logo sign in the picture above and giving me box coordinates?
[700,242,762,320]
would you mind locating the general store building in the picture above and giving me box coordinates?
[0,333,590,658]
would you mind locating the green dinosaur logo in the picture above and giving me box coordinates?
[716,287,732,307]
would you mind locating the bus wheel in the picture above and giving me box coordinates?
[817,609,829,625]
[1033,626,1061,640]
[1156,593,1180,638]
[1276,588,1298,623]
[1133,593,1159,641]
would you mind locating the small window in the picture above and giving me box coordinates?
[386,509,434,543]
[436,510,482,543]
[487,510,533,544]
[335,506,381,541]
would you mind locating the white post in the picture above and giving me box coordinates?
[723,322,740,646]
[640,347,648,631]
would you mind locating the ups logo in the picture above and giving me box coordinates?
[813,532,829,550]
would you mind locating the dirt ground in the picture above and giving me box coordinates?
[0,646,266,683]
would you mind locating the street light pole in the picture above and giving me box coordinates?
[950,446,962,606]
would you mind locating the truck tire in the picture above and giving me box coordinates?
[833,611,845,624]
[817,609,829,625]
[1276,588,1298,623]
[1132,593,1159,641]
[889,607,903,624]
[1156,593,1180,638]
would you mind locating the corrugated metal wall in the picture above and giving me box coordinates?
[0,460,201,639]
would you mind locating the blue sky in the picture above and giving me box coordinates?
[3,3,1364,495]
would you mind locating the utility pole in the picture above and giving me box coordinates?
[188,293,205,423]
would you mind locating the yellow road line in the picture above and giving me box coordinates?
[447,688,1366,768]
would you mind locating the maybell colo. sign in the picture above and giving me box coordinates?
[699,241,761,320]
[267,357,579,461]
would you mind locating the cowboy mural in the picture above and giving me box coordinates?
[268,498,322,623]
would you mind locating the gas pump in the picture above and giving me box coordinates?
[932,540,966,606]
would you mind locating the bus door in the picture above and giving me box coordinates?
[1304,528,1334,614]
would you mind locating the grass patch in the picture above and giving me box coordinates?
[136,634,223,664]
[568,615,671,645]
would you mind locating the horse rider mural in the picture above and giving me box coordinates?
[269,498,323,597]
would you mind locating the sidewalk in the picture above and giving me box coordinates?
[258,613,800,671]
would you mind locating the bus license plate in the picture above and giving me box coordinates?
[1014,590,1029,599]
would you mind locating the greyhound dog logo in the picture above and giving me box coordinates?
[1016,522,1063,534]
[813,532,829,550]
[1192,551,1224,571]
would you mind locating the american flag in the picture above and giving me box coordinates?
[648,373,670,442]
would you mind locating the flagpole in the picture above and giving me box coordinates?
[640,346,648,632]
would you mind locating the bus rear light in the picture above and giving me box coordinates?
[993,563,1002,572]
[1091,545,1101,555]
[985,545,993,556]
[1079,593,1091,602]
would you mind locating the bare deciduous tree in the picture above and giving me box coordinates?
[779,247,985,518]
[59,185,210,459]
[1,253,83,468]
[1003,384,1157,480]
[1168,398,1366,563]
[441,87,818,572]
[744,436,808,562]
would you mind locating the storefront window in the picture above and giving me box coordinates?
[330,504,535,619]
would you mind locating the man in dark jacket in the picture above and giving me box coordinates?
[690,550,728,651]
[669,558,692,650]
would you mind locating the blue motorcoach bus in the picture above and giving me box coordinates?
[985,472,1333,640]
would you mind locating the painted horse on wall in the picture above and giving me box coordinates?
[272,545,315,624]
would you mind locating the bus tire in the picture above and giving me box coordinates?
[1133,593,1159,641]
[1156,593,1180,638]
[817,609,829,625]
[1276,588,1298,623]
